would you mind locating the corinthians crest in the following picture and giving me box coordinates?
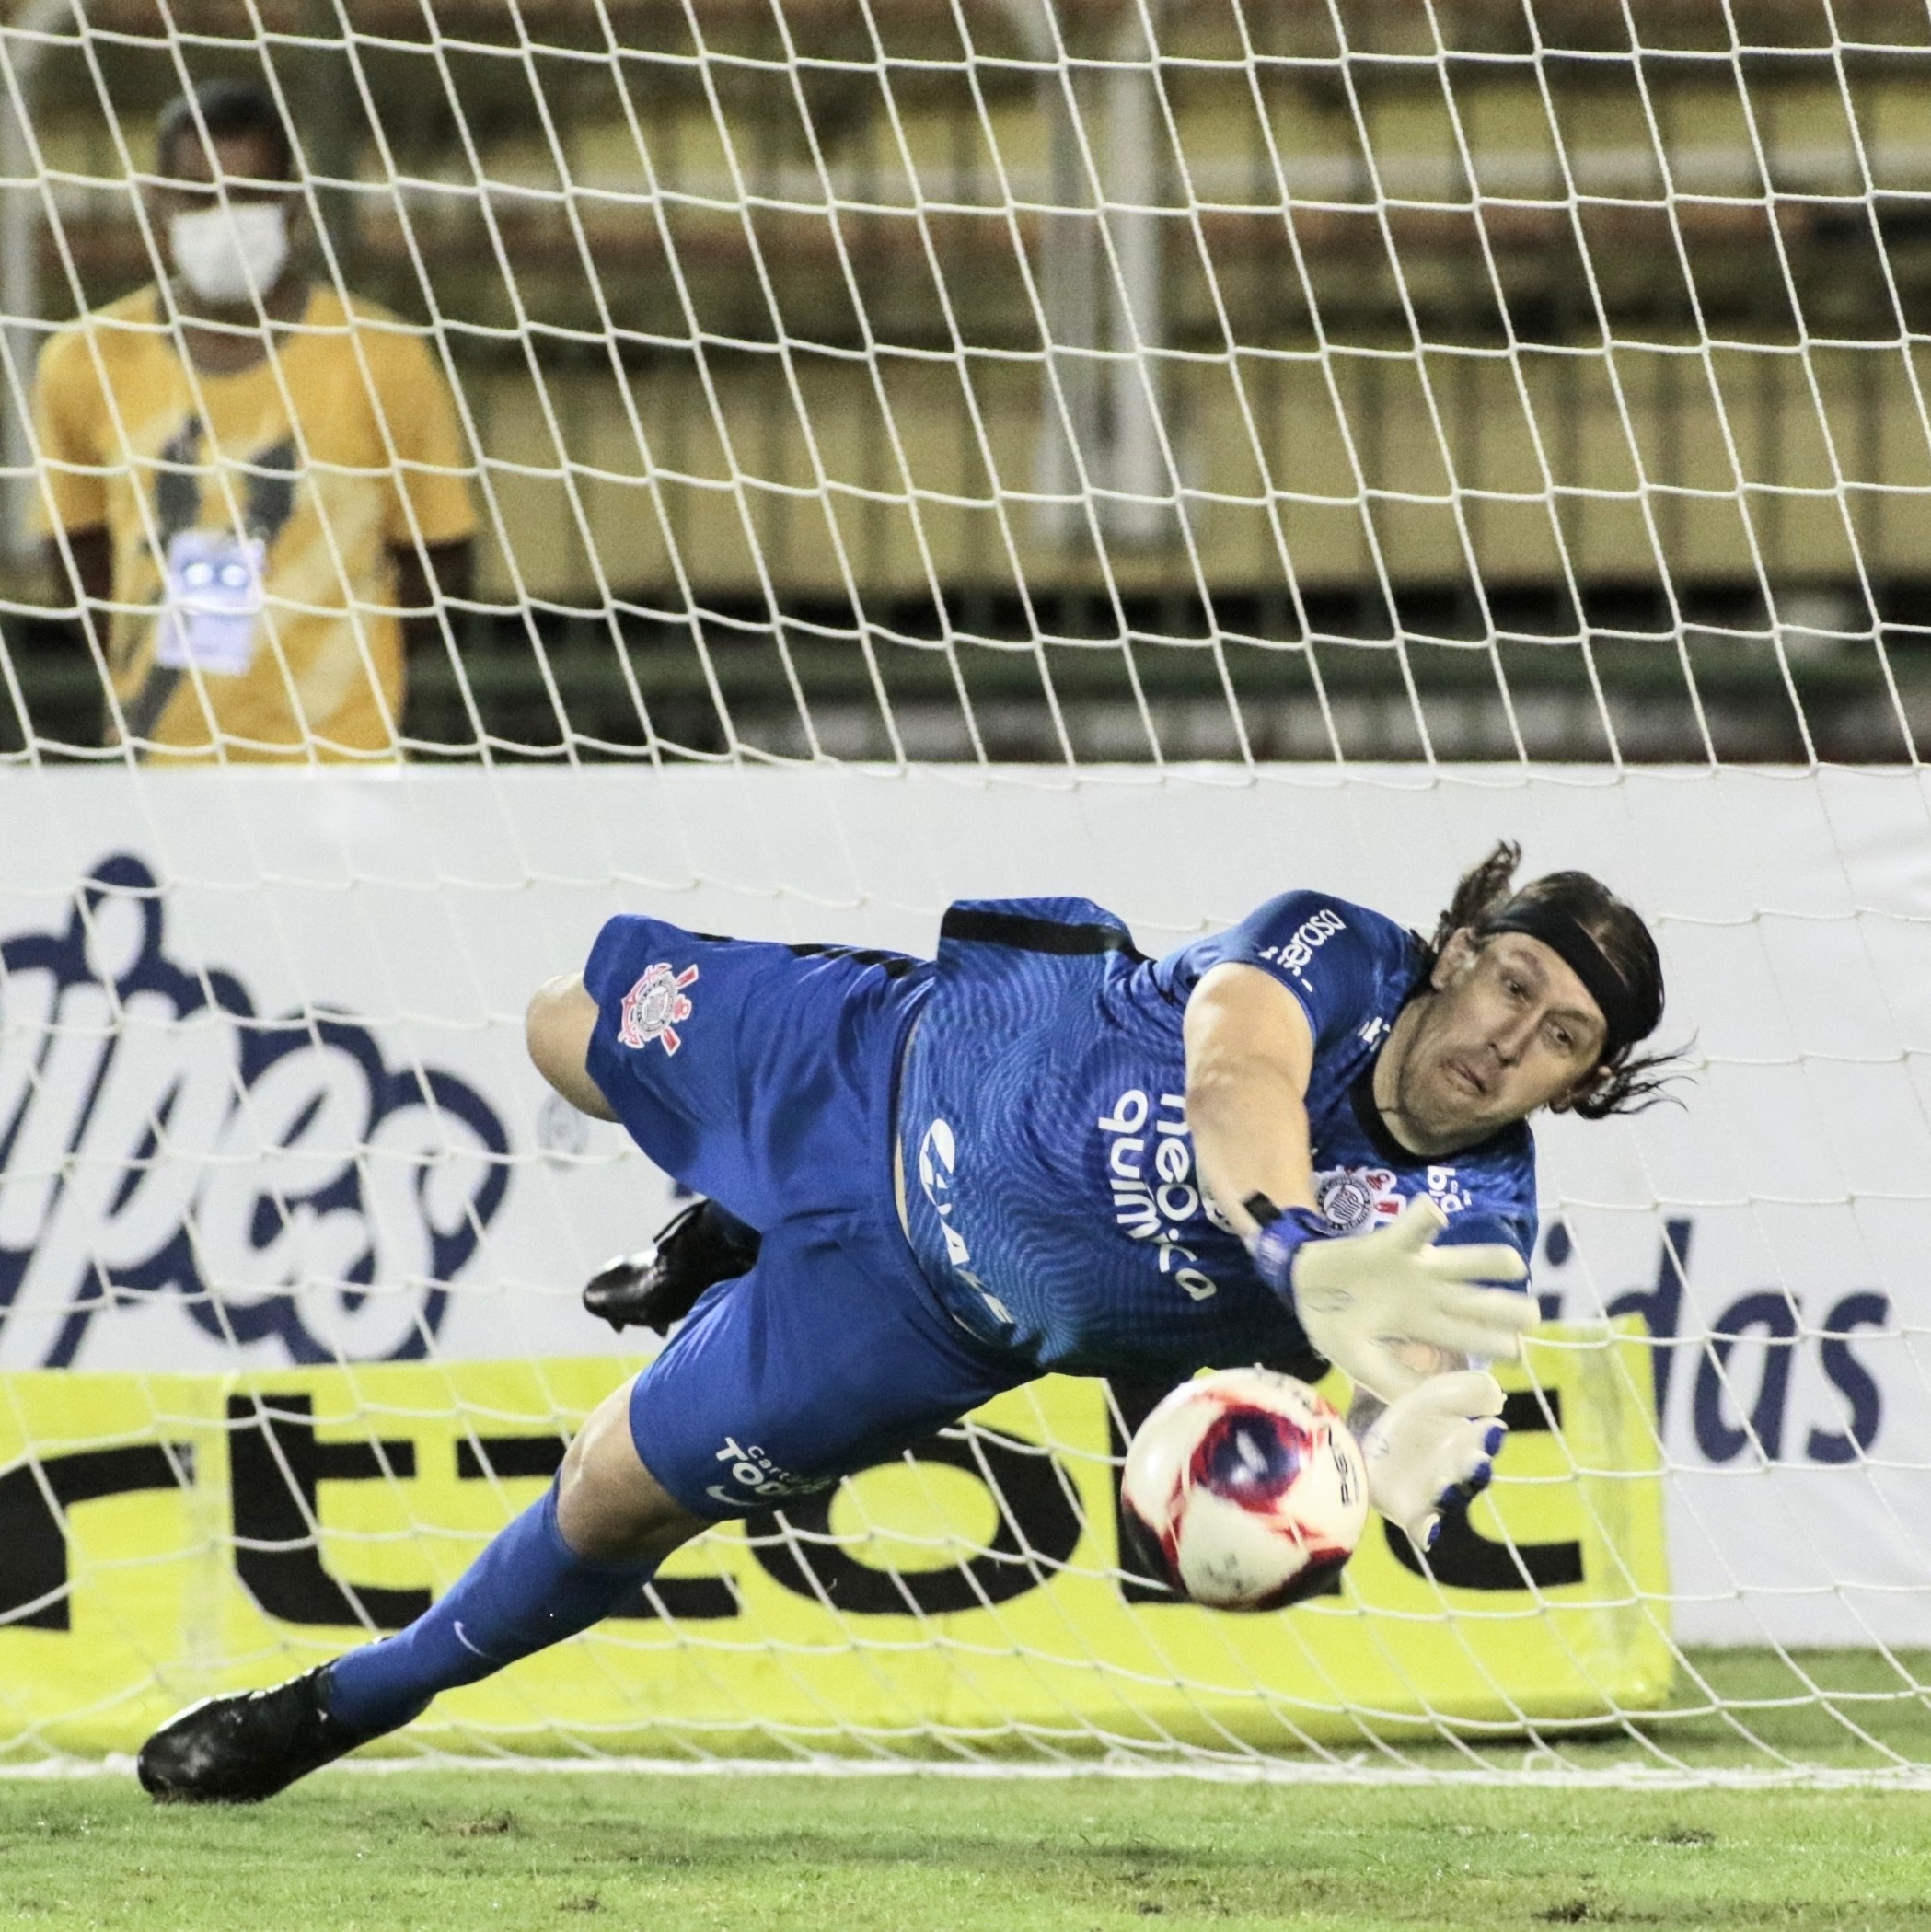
[619,960,699,1054]
[1314,1164,1401,1234]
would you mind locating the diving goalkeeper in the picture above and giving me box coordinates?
[139,842,1668,1801]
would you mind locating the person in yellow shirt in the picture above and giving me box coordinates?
[33,78,477,761]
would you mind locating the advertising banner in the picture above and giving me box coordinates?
[0,1335,1665,1757]
[0,764,1924,1649]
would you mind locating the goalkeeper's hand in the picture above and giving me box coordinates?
[1358,1369,1508,1553]
[1249,1195,1533,1401]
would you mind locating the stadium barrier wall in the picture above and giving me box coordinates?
[0,764,1922,1657]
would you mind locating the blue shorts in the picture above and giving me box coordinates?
[582,916,1032,1519]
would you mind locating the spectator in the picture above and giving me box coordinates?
[32,77,476,761]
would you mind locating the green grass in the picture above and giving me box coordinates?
[6,1773,1931,1932]
[9,1651,1931,1930]
[1324,1649,1931,1774]
[1656,1649,1931,1766]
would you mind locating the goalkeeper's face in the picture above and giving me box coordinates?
[1388,931,1607,1150]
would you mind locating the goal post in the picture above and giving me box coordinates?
[0,1,1929,1780]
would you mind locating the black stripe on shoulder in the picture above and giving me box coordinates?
[940,907,1142,958]
[786,941,919,979]
[854,950,920,978]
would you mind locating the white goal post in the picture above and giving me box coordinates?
[0,0,1929,1782]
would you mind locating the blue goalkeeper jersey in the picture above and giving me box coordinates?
[895,893,1539,1378]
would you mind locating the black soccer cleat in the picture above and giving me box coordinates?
[137,1665,383,1804]
[582,1197,762,1335]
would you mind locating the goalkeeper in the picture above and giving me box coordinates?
[140,842,1668,1801]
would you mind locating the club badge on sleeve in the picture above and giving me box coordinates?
[619,961,699,1054]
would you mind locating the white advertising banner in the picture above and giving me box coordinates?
[1,761,1927,1649]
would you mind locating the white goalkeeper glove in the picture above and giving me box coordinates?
[1251,1195,1533,1402]
[1359,1369,1509,1553]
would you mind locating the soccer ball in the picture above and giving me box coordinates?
[1120,1368,1370,1611]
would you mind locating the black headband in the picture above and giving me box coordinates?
[1480,905,1655,1059]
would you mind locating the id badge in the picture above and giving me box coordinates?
[155,528,267,677]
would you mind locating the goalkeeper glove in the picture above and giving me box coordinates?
[1249,1194,1533,1402]
[1359,1369,1508,1553]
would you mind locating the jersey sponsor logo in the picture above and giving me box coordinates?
[618,961,699,1054]
[1427,1165,1473,1216]
[917,1117,1012,1326]
[1255,905,1346,980]
[704,1433,837,1507]
[1097,1089,1217,1301]
[919,1117,969,1266]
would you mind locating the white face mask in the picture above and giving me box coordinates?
[168,201,289,306]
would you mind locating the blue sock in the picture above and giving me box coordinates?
[323,1485,653,1735]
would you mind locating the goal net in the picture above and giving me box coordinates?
[1,0,1928,1783]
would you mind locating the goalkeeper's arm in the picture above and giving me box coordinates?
[1182,964,1523,1543]
[1181,960,1323,1244]
[1182,964,1532,1400]
[526,974,617,1122]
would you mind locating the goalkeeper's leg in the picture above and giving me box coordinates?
[136,1212,1024,1803]
[135,1374,708,1804]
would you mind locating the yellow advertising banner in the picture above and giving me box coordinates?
[0,1329,1670,1759]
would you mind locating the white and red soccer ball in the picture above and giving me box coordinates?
[1120,1368,1369,1612]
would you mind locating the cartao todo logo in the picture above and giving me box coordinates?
[0,853,508,1368]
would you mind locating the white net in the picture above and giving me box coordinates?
[0,0,1929,1782]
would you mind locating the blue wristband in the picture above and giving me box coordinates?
[1248,1205,1334,1304]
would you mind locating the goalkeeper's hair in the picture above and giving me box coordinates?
[156,78,295,182]
[1424,840,1682,1118]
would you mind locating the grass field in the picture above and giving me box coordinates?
[6,1654,1931,1930]
[5,1771,1931,1932]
